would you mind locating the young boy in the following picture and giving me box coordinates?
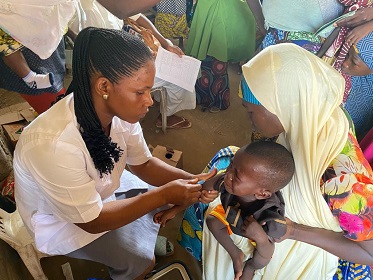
[154,141,295,280]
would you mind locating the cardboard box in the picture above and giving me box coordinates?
[0,102,36,150]
[151,145,183,169]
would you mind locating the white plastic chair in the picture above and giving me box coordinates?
[151,87,168,133]
[0,208,48,279]
[146,261,192,280]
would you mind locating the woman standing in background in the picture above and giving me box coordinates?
[185,0,257,112]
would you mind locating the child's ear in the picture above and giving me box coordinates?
[254,190,272,200]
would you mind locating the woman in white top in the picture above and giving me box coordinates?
[13,27,216,280]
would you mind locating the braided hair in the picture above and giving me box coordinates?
[66,27,153,177]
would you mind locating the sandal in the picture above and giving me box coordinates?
[154,235,174,257]
[208,106,221,113]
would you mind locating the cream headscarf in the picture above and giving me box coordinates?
[241,43,349,279]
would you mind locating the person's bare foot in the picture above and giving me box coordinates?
[156,114,192,129]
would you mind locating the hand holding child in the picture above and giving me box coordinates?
[273,217,296,243]
[335,7,373,28]
[345,22,373,46]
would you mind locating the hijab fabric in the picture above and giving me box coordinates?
[242,44,349,279]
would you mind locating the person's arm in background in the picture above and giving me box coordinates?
[246,0,266,36]
[96,0,160,19]
[335,7,373,28]
[277,219,373,265]
[66,27,77,42]
[135,14,184,57]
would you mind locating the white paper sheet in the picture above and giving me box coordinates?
[155,47,201,92]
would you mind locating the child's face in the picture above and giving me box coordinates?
[224,149,263,197]
[341,46,373,76]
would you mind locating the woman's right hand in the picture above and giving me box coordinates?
[161,178,202,206]
[335,7,373,28]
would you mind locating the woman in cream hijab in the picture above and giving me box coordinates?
[202,43,373,279]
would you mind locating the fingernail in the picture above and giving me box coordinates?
[198,180,205,184]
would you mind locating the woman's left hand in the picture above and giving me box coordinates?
[166,44,184,57]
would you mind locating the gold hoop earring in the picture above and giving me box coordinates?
[102,94,109,100]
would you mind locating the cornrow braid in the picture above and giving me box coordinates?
[68,27,153,177]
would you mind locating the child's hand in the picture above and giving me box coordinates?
[153,210,164,224]
[345,22,373,46]
[192,168,219,203]
[199,189,219,203]
[241,216,268,244]
[153,209,176,227]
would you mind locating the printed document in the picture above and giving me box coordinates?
[155,47,201,92]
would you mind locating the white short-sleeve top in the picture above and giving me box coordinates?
[13,94,152,255]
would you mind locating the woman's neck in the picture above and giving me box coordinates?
[102,123,111,136]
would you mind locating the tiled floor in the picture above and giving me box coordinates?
[0,63,251,279]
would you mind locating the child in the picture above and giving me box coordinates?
[0,28,54,89]
[341,31,373,140]
[154,141,295,280]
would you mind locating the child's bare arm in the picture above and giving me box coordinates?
[206,215,245,280]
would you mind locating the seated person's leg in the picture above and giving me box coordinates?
[67,210,159,280]
[153,78,195,129]
[0,28,53,89]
